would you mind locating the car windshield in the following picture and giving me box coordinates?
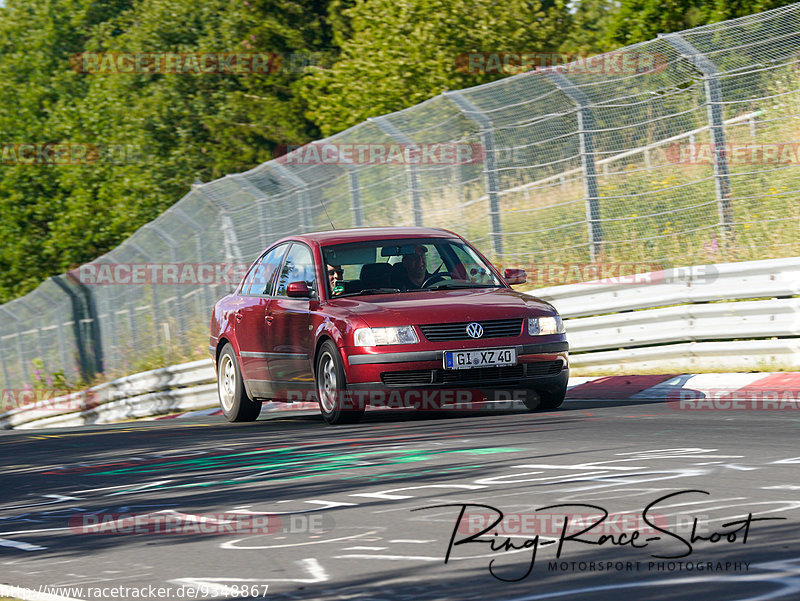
[321,237,503,297]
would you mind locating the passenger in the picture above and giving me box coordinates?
[327,264,343,295]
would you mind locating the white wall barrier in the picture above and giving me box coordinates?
[0,359,215,430]
[528,256,800,372]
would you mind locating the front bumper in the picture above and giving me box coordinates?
[343,340,569,398]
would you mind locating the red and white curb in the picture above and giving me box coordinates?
[150,372,800,419]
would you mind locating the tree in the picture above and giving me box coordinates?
[607,0,799,46]
[301,0,572,136]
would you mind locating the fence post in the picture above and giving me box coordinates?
[67,274,103,376]
[49,276,95,382]
[0,340,10,392]
[230,174,273,248]
[348,169,364,227]
[271,163,312,231]
[172,206,216,313]
[661,33,734,246]
[0,306,31,385]
[368,116,424,227]
[145,223,189,347]
[544,71,603,261]
[128,241,163,351]
[443,90,504,258]
[17,299,47,381]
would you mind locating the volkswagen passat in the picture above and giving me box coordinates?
[210,227,568,424]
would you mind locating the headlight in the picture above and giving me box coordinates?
[527,315,564,335]
[354,326,419,346]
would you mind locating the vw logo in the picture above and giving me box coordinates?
[466,322,484,338]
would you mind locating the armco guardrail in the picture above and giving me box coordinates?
[2,257,797,428]
[2,5,800,391]
[0,359,215,430]
[528,256,800,372]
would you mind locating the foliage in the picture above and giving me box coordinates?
[301,0,572,136]
[0,0,794,304]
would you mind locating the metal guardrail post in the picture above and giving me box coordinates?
[348,169,364,228]
[17,299,47,381]
[0,342,10,391]
[443,91,504,257]
[49,276,94,382]
[0,306,27,386]
[271,163,311,231]
[661,33,734,246]
[145,224,189,346]
[192,185,245,263]
[66,273,104,376]
[367,116,424,227]
[230,174,273,248]
[173,206,216,312]
[128,241,163,350]
[544,71,603,261]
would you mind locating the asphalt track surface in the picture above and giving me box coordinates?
[1,398,799,601]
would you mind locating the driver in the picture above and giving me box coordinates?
[393,244,430,290]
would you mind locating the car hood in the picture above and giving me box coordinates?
[326,288,556,328]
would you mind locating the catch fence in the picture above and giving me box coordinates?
[2,5,799,389]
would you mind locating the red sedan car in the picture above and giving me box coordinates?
[210,227,568,424]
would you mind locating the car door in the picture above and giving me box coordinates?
[234,244,288,398]
[266,242,318,401]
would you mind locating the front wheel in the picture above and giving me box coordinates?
[522,383,567,411]
[315,341,364,425]
[217,344,262,422]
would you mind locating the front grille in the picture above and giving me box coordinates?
[436,364,524,383]
[380,361,563,387]
[419,318,523,341]
[381,370,434,386]
[527,360,563,376]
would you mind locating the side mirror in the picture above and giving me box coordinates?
[504,268,527,285]
[286,281,312,298]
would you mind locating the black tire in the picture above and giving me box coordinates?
[522,383,567,411]
[315,340,364,425]
[217,344,262,422]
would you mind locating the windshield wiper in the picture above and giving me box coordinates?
[339,287,401,297]
[428,282,500,290]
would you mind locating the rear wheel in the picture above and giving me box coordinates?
[522,383,567,411]
[218,344,262,422]
[316,341,364,425]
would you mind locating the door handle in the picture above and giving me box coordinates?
[234,311,243,322]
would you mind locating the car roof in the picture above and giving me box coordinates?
[284,227,462,246]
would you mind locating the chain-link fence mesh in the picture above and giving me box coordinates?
[2,5,799,390]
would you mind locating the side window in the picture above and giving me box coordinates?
[242,244,287,295]
[275,244,317,297]
[424,244,444,273]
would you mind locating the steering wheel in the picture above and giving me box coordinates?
[422,272,452,287]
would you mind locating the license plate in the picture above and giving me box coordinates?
[444,348,517,370]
